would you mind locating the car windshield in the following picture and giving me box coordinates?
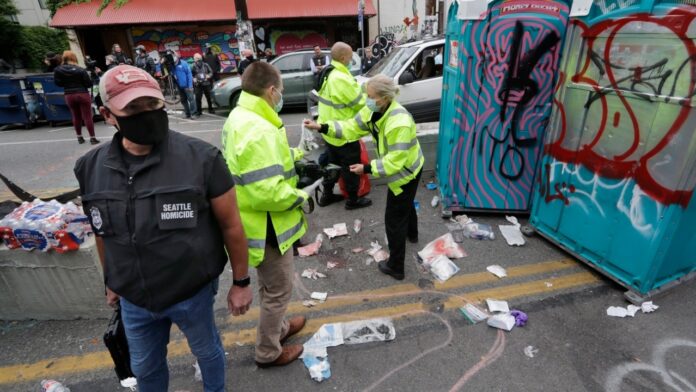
[365,46,418,78]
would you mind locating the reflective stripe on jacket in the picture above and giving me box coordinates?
[221,91,307,266]
[327,101,424,195]
[315,60,365,147]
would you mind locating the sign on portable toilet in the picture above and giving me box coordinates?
[436,0,571,214]
[530,0,696,302]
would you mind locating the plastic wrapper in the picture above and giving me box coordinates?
[460,304,489,324]
[299,121,321,152]
[323,223,348,239]
[487,313,516,331]
[353,219,362,234]
[342,318,396,345]
[428,255,460,282]
[0,199,90,252]
[417,233,467,265]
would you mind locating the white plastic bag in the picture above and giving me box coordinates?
[417,233,467,265]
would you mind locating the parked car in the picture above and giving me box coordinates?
[356,37,445,123]
[212,49,362,109]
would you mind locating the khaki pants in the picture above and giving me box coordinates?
[255,243,294,363]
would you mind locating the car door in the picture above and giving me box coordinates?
[273,53,307,106]
[396,42,445,122]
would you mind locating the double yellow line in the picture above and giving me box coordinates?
[0,258,599,385]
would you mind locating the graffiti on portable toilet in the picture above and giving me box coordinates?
[437,0,571,212]
[530,1,696,297]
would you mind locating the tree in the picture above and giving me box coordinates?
[0,0,21,67]
[46,0,131,17]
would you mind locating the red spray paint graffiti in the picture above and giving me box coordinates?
[546,8,696,207]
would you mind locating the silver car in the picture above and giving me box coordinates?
[212,49,362,109]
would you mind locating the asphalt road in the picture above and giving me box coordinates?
[1,108,695,392]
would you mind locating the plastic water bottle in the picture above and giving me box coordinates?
[41,380,71,392]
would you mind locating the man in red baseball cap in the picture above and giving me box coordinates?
[75,65,252,391]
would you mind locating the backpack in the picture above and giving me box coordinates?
[314,64,335,92]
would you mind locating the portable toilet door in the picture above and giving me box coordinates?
[530,0,696,301]
[436,0,571,214]
[437,0,469,214]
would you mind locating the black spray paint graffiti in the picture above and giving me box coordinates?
[586,51,696,108]
[371,33,397,60]
[486,21,560,181]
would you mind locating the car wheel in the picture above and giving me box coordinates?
[230,91,241,108]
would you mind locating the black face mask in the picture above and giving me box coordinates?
[112,107,169,145]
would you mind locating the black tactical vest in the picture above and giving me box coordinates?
[74,131,229,311]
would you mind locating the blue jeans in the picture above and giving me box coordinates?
[120,280,225,392]
[178,87,197,117]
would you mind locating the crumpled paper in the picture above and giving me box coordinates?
[297,234,324,257]
[301,268,326,280]
[324,223,348,239]
[499,216,525,246]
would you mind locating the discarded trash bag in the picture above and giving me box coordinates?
[103,304,137,386]
[417,233,467,264]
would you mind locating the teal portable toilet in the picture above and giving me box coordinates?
[530,0,696,302]
[437,0,571,215]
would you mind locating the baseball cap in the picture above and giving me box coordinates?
[99,65,164,110]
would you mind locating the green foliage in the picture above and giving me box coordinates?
[0,0,21,63]
[18,26,70,71]
[46,0,131,16]
[0,0,19,17]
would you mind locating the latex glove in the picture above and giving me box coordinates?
[302,178,323,196]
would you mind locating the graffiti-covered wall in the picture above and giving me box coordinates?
[530,0,696,294]
[437,0,571,212]
[132,25,239,72]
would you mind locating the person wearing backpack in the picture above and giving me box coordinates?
[310,42,371,210]
[192,53,215,115]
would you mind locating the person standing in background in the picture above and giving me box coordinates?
[54,50,99,145]
[192,53,215,115]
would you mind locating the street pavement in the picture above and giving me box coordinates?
[1,108,695,391]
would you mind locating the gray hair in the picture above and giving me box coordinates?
[367,74,399,101]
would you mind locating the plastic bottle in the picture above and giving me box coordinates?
[41,379,71,392]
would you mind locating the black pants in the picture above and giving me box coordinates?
[323,141,361,201]
[385,170,421,273]
[195,84,213,114]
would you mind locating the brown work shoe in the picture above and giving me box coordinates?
[280,315,307,343]
[256,344,304,368]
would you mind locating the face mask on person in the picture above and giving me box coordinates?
[272,87,284,113]
[366,97,380,112]
[111,107,169,145]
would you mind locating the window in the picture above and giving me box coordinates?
[38,0,48,9]
[273,54,304,73]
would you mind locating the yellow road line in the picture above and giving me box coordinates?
[228,258,577,324]
[0,270,599,385]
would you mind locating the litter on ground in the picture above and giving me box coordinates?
[303,300,318,307]
[499,216,526,246]
[486,265,507,278]
[353,219,362,233]
[418,233,467,264]
[297,234,324,257]
[459,304,489,324]
[323,223,348,239]
[310,292,328,301]
[301,318,396,382]
[524,346,539,358]
[351,247,364,253]
[486,299,510,313]
[487,313,516,331]
[301,268,326,280]
[428,255,460,282]
[607,301,658,318]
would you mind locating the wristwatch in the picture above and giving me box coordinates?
[232,276,251,287]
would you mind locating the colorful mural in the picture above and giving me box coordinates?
[437,0,571,212]
[529,0,696,295]
[269,31,328,56]
[131,26,240,72]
